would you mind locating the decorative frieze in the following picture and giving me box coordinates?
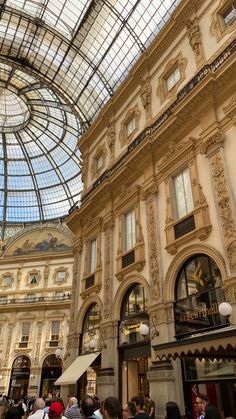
[200,131,225,157]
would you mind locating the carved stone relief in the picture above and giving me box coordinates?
[107,122,116,164]
[211,151,236,271]
[147,201,160,302]
[103,225,112,320]
[186,18,205,67]
[139,78,152,123]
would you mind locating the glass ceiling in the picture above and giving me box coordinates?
[0,0,180,228]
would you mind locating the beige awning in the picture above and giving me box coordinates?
[153,326,236,360]
[55,352,101,386]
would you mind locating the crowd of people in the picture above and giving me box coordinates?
[0,391,233,419]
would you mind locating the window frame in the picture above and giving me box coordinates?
[123,208,136,252]
[172,166,194,221]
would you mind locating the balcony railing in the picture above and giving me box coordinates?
[0,294,72,305]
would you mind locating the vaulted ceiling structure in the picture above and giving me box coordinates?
[0,0,180,235]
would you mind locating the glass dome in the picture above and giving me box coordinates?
[0,0,181,231]
[0,63,82,224]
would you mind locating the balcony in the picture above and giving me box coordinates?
[0,294,72,306]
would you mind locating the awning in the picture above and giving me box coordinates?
[55,352,101,386]
[153,326,236,360]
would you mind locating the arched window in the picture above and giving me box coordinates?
[43,355,62,368]
[12,355,31,368]
[119,283,148,345]
[81,303,101,353]
[174,254,226,338]
[175,253,222,299]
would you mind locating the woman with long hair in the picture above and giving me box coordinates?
[165,401,181,419]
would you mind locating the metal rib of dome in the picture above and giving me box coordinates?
[0,0,181,229]
[0,63,82,224]
[0,0,180,130]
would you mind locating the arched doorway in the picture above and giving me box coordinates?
[173,253,236,419]
[118,282,150,404]
[9,356,30,399]
[40,355,62,398]
[77,303,101,400]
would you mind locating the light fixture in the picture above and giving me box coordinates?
[55,348,63,359]
[89,338,97,350]
[139,323,150,336]
[219,301,233,325]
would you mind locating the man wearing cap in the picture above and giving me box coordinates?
[29,398,48,419]
[48,402,66,419]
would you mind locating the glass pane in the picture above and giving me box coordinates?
[125,209,135,251]
[89,239,97,273]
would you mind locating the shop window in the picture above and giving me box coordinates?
[172,167,194,220]
[81,303,101,353]
[174,254,227,338]
[119,283,149,346]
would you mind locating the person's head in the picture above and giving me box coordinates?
[48,402,63,419]
[81,396,95,418]
[68,397,78,408]
[103,397,122,419]
[14,397,21,406]
[33,398,45,412]
[144,395,150,402]
[130,396,144,413]
[123,402,136,419]
[204,405,221,419]
[165,401,181,419]
[195,394,208,415]
[93,396,100,411]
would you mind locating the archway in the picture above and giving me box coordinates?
[40,355,62,398]
[9,355,31,399]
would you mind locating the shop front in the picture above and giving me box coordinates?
[8,356,30,399]
[154,253,236,419]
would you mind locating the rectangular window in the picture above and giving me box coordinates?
[124,209,135,251]
[173,167,194,219]
[2,276,11,287]
[88,239,97,274]
[126,116,136,137]
[55,291,64,300]
[29,273,38,284]
[21,322,30,342]
[51,320,60,342]
[166,67,180,91]
[57,271,66,282]
[96,154,103,171]
[0,295,7,304]
[223,1,236,26]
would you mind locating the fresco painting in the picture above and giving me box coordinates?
[6,230,72,256]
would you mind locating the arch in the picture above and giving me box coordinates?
[12,355,31,368]
[75,295,103,334]
[112,273,150,321]
[165,244,227,301]
[42,354,62,368]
